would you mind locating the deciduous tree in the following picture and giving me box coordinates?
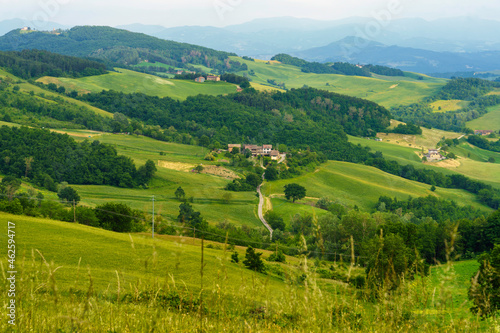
[284,183,306,202]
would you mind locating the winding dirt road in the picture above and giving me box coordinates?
[257,173,273,239]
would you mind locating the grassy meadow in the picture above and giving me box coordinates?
[67,133,261,227]
[0,68,113,119]
[467,104,500,131]
[261,161,491,214]
[27,131,488,231]
[350,133,500,188]
[37,68,238,100]
[430,99,470,112]
[375,120,463,150]
[232,56,447,108]
[1,212,497,332]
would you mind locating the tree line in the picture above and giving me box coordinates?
[271,53,403,77]
[76,87,391,157]
[0,126,156,189]
[0,49,107,79]
[467,135,500,153]
[391,78,500,132]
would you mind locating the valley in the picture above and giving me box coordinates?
[0,21,499,332]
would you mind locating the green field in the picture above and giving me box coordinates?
[1,212,493,331]
[261,161,491,213]
[37,68,238,100]
[65,134,261,227]
[43,132,490,228]
[0,68,114,118]
[375,122,462,150]
[449,142,500,164]
[233,57,447,108]
[349,135,500,188]
[0,212,291,297]
[467,104,500,131]
[430,99,470,112]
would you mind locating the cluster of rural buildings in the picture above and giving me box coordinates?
[424,149,445,162]
[474,130,494,136]
[227,144,284,160]
[195,75,220,83]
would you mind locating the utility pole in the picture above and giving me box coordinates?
[73,199,76,223]
[152,195,155,238]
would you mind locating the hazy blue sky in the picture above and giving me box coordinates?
[1,0,499,27]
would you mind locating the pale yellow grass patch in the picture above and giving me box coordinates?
[428,158,461,168]
[158,160,194,171]
[201,165,239,179]
[153,77,174,85]
[389,84,399,89]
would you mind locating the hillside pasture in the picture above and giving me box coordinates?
[37,68,238,100]
[466,104,500,131]
[350,135,500,188]
[232,56,447,108]
[375,123,462,150]
[430,99,470,112]
[261,161,490,213]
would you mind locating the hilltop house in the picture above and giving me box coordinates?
[195,76,205,83]
[425,149,445,161]
[474,130,494,136]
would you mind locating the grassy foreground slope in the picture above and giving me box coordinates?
[232,57,447,108]
[0,212,493,332]
[37,68,238,100]
[0,213,287,293]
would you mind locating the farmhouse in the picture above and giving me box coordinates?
[206,75,220,82]
[474,130,494,136]
[227,144,241,152]
[270,150,280,160]
[228,144,286,162]
[195,76,205,83]
[425,149,445,161]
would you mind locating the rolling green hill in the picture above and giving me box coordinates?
[349,134,500,188]
[466,103,500,131]
[231,57,447,108]
[261,160,491,214]
[54,132,491,228]
[37,68,238,100]
[0,212,490,331]
[0,26,245,73]
[0,67,113,119]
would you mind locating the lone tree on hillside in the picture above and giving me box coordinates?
[58,186,80,204]
[284,183,306,203]
[175,186,185,201]
[243,246,265,273]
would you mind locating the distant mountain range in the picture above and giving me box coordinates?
[292,37,500,74]
[116,16,500,56]
[1,16,500,74]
